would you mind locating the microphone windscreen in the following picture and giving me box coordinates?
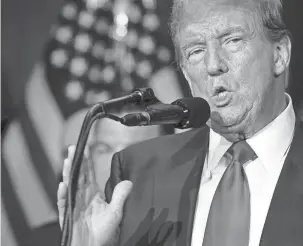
[173,97,210,128]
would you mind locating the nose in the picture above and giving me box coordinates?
[205,48,228,76]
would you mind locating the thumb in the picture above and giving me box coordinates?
[109,180,133,216]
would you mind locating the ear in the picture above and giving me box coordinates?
[274,35,291,77]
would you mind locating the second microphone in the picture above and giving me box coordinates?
[120,97,210,129]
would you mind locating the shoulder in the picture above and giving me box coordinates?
[117,127,208,167]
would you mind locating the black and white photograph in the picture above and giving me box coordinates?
[2,0,303,245]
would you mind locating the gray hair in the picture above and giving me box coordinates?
[169,0,290,65]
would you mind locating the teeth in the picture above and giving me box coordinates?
[217,91,227,99]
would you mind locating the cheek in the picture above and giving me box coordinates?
[184,65,208,97]
[232,46,273,102]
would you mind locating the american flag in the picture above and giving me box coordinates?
[1,0,185,245]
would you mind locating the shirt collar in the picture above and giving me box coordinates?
[246,93,295,173]
[208,93,296,173]
[207,128,232,171]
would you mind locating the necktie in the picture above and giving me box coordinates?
[202,140,257,246]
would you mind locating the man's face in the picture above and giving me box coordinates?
[178,0,282,140]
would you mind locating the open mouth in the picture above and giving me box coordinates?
[214,86,228,97]
[216,86,227,94]
[212,86,231,106]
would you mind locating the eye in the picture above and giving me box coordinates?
[224,37,244,51]
[228,37,242,43]
[187,47,206,63]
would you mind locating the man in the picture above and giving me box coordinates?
[57,0,303,245]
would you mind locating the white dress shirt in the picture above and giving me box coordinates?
[191,94,296,246]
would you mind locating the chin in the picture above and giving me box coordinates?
[211,107,240,126]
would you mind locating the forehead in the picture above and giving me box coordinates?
[179,0,260,38]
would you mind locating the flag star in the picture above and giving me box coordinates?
[62,3,78,20]
[138,36,156,55]
[91,41,106,58]
[55,26,73,44]
[101,66,116,84]
[74,33,92,53]
[88,65,103,83]
[142,0,157,9]
[69,57,88,76]
[136,60,153,78]
[113,25,128,40]
[127,4,142,23]
[50,49,68,68]
[157,46,172,63]
[142,14,160,32]
[103,49,115,63]
[115,12,129,27]
[65,80,84,101]
[78,10,96,29]
[126,30,138,48]
[84,90,110,105]
[122,53,136,73]
[95,19,110,35]
[86,0,108,10]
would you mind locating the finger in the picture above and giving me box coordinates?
[109,180,133,217]
[62,159,71,184]
[57,182,67,228]
[63,146,76,184]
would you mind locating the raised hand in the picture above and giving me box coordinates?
[57,146,133,246]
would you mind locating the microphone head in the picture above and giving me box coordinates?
[172,97,210,129]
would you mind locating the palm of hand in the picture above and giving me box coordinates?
[70,154,120,246]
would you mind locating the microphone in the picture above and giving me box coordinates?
[91,87,158,115]
[120,97,210,129]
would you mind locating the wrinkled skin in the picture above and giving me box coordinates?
[177,0,291,142]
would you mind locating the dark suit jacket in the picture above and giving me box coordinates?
[105,121,303,246]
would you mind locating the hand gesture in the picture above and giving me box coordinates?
[57,146,133,246]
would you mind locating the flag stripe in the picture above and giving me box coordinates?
[19,108,59,210]
[26,64,65,175]
[1,157,30,245]
[1,202,19,246]
[3,121,58,228]
[1,204,17,246]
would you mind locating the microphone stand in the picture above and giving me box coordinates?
[60,88,159,246]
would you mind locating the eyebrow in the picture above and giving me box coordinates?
[215,26,247,39]
[181,40,206,52]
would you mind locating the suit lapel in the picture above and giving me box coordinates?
[260,121,303,246]
[153,127,209,246]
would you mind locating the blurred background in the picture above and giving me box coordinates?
[1,0,303,245]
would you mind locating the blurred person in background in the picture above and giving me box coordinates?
[23,107,162,246]
[62,107,162,195]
